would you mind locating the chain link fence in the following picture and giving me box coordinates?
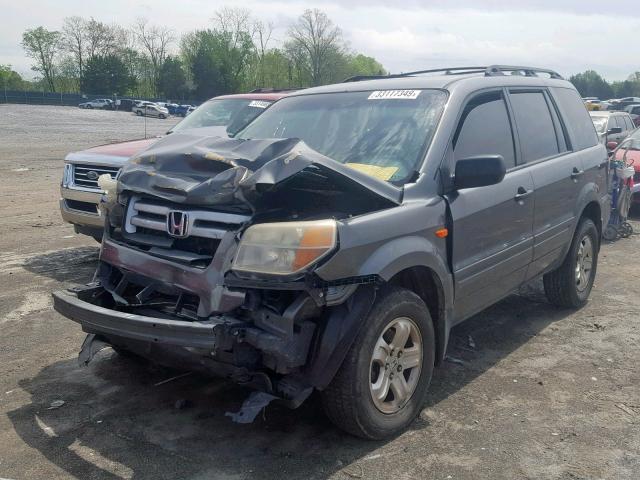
[0,89,199,108]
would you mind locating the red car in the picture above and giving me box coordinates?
[612,129,640,205]
[60,91,293,240]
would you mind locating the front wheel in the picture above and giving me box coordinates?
[321,287,435,439]
[544,218,599,308]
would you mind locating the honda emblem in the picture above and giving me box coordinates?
[167,211,189,238]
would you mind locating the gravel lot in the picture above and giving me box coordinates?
[1,104,639,480]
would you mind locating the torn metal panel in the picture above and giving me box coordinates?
[225,391,278,424]
[116,134,402,210]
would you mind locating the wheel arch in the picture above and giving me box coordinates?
[388,266,449,366]
[580,200,602,240]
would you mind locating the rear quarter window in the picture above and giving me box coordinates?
[551,87,599,150]
[623,115,634,130]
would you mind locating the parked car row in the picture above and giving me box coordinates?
[78,98,197,117]
[584,96,640,126]
[57,66,612,439]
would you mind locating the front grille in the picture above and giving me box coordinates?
[72,164,120,190]
[118,196,251,266]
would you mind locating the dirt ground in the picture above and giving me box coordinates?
[0,104,638,480]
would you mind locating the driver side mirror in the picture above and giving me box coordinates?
[607,127,622,135]
[454,155,506,190]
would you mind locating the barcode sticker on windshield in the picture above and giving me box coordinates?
[248,100,271,108]
[368,90,421,100]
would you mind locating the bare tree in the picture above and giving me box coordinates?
[287,9,344,86]
[22,26,62,91]
[213,7,251,49]
[85,17,118,58]
[133,18,174,95]
[62,17,86,81]
[252,19,273,86]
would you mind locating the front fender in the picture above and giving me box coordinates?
[358,234,451,284]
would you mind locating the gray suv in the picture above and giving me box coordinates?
[53,65,609,439]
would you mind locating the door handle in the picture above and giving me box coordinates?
[514,187,533,201]
[598,161,607,169]
[571,167,584,179]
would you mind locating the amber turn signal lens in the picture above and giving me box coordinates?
[435,228,448,238]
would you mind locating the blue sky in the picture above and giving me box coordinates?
[2,0,639,81]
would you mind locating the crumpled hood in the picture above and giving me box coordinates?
[117,132,402,211]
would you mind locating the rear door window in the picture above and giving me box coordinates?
[453,90,516,168]
[508,91,560,163]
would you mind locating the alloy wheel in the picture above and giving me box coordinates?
[369,317,423,414]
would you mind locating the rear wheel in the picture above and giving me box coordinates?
[321,287,435,439]
[544,218,599,308]
[87,105,93,109]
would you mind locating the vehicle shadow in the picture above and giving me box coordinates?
[22,246,98,283]
[6,279,572,480]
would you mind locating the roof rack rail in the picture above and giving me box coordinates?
[484,65,563,79]
[342,65,563,83]
[248,87,299,93]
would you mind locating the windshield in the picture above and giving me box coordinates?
[619,128,640,150]
[171,98,271,132]
[238,90,447,183]
[591,116,608,133]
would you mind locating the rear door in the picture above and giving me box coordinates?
[507,89,580,278]
[446,89,535,322]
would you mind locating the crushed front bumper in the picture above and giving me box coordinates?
[52,287,219,349]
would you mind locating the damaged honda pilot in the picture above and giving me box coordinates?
[53,65,609,439]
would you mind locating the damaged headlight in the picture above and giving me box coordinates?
[233,220,337,275]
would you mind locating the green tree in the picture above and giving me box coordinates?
[83,54,135,95]
[181,26,254,99]
[0,65,26,90]
[159,56,187,99]
[344,54,386,78]
[21,26,62,92]
[569,70,614,99]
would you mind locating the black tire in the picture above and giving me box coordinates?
[321,287,435,439]
[543,218,599,308]
[87,104,93,109]
[135,110,142,116]
[112,346,145,362]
